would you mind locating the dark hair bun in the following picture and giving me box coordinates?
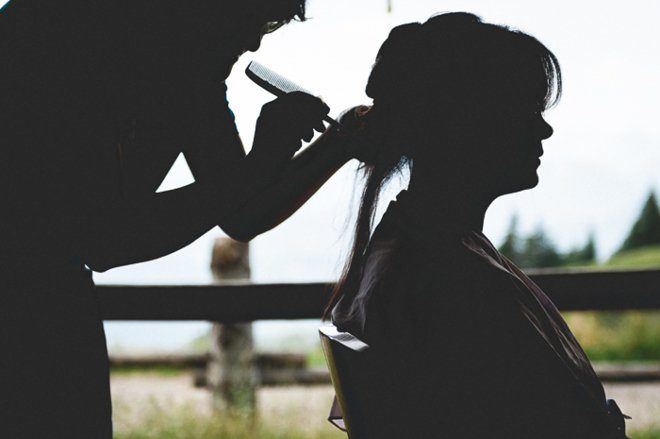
[366,13,482,101]
[366,22,423,100]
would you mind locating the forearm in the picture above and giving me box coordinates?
[219,129,352,241]
[83,182,217,272]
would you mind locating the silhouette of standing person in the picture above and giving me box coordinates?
[0,1,363,436]
[327,13,630,438]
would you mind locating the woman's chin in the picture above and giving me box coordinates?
[501,172,540,195]
[518,164,541,188]
[521,172,540,190]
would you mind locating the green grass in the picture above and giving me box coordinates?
[564,310,660,361]
[113,403,343,439]
[631,429,660,439]
[605,245,660,268]
[306,344,327,368]
[561,245,660,362]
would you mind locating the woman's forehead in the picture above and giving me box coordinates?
[495,61,550,104]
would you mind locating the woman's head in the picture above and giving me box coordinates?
[324,12,561,318]
[363,12,561,196]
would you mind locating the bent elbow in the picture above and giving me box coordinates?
[221,227,256,243]
[83,259,112,273]
[82,243,126,273]
[218,218,259,243]
[83,252,118,273]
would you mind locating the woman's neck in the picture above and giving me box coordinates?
[405,176,493,233]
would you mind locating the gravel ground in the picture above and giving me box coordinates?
[111,372,340,436]
[111,372,659,435]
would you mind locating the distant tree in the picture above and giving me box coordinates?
[581,232,597,261]
[519,226,563,268]
[498,215,522,265]
[619,191,660,253]
[564,232,597,266]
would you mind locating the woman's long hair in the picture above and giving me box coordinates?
[323,12,562,319]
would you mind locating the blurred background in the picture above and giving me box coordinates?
[4,0,659,437]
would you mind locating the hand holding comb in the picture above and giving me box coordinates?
[245,61,340,129]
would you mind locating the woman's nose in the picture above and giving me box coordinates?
[537,116,554,140]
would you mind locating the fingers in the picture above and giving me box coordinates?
[253,92,333,161]
[286,91,330,115]
[314,119,326,133]
[274,91,330,134]
[262,92,327,115]
[302,128,315,143]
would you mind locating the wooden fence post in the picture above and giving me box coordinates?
[208,237,256,414]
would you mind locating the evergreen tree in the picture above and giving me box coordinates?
[619,191,660,253]
[564,232,597,266]
[581,232,597,261]
[519,226,563,268]
[498,215,521,265]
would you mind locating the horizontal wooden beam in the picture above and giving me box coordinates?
[109,352,307,370]
[108,352,660,384]
[528,268,660,311]
[593,362,660,382]
[97,269,660,321]
[110,353,208,368]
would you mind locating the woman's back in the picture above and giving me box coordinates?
[332,190,625,438]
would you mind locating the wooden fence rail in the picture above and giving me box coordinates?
[99,266,660,413]
[108,353,660,384]
[97,268,660,321]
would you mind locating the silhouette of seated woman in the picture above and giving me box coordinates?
[0,1,364,437]
[327,12,629,438]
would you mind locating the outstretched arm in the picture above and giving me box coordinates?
[185,99,370,242]
[187,103,370,241]
[82,131,352,272]
[81,94,361,271]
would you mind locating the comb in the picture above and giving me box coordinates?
[246,61,340,128]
